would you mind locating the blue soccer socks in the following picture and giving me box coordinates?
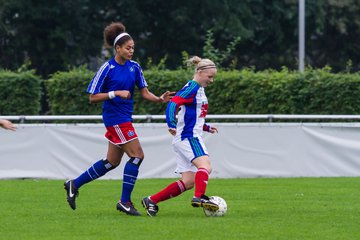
[71,157,143,205]
[73,159,114,189]
[121,157,143,203]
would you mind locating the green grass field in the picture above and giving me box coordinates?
[1,177,359,240]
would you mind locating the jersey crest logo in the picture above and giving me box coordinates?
[127,130,135,137]
[110,64,115,69]
[200,103,208,118]
[129,66,134,72]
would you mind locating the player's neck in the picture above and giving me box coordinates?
[114,55,126,65]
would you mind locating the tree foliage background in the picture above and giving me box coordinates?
[0,0,359,77]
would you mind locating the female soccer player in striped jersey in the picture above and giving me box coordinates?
[142,56,219,216]
[64,22,174,216]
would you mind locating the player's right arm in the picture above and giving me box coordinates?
[165,101,179,130]
[165,82,198,133]
[87,62,130,103]
[165,94,194,129]
[88,91,130,103]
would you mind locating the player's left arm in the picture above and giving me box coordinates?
[140,87,175,103]
[135,64,174,103]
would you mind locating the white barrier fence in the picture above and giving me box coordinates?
[5,114,360,122]
[1,115,360,179]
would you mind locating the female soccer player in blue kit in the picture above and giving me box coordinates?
[64,22,174,216]
[142,56,219,216]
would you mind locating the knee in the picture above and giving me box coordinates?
[127,157,144,167]
[106,158,120,168]
[112,162,120,168]
[183,180,195,190]
[130,154,144,160]
[201,162,212,174]
[129,150,144,160]
[198,166,212,175]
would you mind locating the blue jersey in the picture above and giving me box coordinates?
[87,58,148,126]
[166,80,210,143]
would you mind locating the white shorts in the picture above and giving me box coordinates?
[173,137,209,174]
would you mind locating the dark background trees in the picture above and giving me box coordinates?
[0,0,359,78]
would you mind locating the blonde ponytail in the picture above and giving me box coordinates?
[186,56,216,72]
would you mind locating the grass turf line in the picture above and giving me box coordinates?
[0,178,359,240]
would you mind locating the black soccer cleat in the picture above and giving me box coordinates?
[116,201,141,216]
[64,180,79,210]
[191,195,219,211]
[142,197,159,217]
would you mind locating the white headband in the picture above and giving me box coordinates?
[196,64,216,71]
[113,33,130,47]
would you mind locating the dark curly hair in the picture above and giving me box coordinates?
[103,22,132,48]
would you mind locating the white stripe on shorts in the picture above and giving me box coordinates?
[114,125,126,142]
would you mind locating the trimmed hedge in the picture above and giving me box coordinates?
[45,67,100,115]
[2,67,360,116]
[143,68,360,115]
[0,70,42,115]
[292,69,360,114]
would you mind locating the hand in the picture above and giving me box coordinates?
[115,90,131,100]
[168,128,176,136]
[209,126,218,134]
[0,119,17,131]
[159,91,176,103]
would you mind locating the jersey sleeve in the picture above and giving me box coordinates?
[87,62,111,94]
[165,82,199,129]
[165,101,179,129]
[134,62,148,89]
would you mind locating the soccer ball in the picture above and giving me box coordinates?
[203,196,227,217]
